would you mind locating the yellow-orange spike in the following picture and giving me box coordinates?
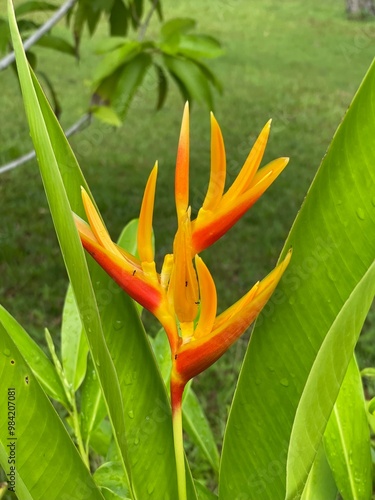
[138,162,158,264]
[202,113,226,211]
[193,255,217,340]
[249,157,289,189]
[81,188,123,259]
[172,209,199,323]
[175,102,190,217]
[223,120,271,202]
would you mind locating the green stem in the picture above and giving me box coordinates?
[71,395,90,469]
[171,380,187,500]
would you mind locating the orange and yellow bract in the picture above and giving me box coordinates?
[73,102,291,397]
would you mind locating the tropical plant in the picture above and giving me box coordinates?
[1,1,375,499]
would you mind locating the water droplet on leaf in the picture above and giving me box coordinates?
[280,378,289,387]
[356,207,366,220]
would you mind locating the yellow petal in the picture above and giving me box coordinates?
[193,255,217,340]
[138,162,158,264]
[81,188,123,260]
[201,113,226,211]
[175,250,291,383]
[171,209,199,323]
[175,102,190,217]
[222,119,271,202]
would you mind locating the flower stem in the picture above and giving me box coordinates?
[171,379,187,500]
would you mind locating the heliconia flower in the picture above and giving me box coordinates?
[74,103,291,499]
[73,102,290,386]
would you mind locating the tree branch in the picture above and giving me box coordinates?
[0,0,78,72]
[0,113,91,174]
[138,0,160,41]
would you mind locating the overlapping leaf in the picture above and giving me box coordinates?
[220,58,375,499]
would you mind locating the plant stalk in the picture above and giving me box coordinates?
[171,379,187,500]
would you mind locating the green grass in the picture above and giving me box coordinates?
[1,0,375,482]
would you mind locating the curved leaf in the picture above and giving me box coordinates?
[0,323,104,500]
[286,262,375,498]
[93,41,141,86]
[219,58,375,499]
[8,4,197,498]
[61,284,89,391]
[323,357,372,500]
[163,54,213,109]
[301,443,337,500]
[183,389,220,475]
[0,305,69,408]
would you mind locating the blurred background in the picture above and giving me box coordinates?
[0,0,375,476]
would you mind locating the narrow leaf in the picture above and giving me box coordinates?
[0,323,104,500]
[301,443,337,500]
[183,389,220,474]
[323,357,372,500]
[220,58,375,500]
[61,284,89,391]
[286,262,375,498]
[0,305,69,407]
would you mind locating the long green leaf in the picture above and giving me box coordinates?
[183,389,220,475]
[7,1,133,494]
[219,58,375,499]
[323,357,372,500]
[0,323,104,500]
[300,443,337,500]
[286,262,375,498]
[0,305,69,407]
[8,3,197,498]
[61,284,89,391]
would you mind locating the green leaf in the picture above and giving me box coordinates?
[94,36,128,54]
[8,4,197,498]
[178,34,224,60]
[0,323,104,500]
[163,55,213,109]
[219,59,375,499]
[93,462,130,500]
[15,1,57,17]
[93,40,141,86]
[0,19,10,55]
[61,285,89,391]
[8,0,133,492]
[91,105,122,127]
[160,17,196,43]
[80,355,107,450]
[110,0,128,37]
[154,63,168,110]
[301,443,337,500]
[0,305,69,408]
[112,52,152,120]
[36,34,76,56]
[150,327,171,385]
[183,389,220,474]
[323,357,372,500]
[194,481,218,500]
[286,263,375,498]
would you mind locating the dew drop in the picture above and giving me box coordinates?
[288,296,295,305]
[267,366,275,372]
[147,484,155,494]
[255,378,261,385]
[3,348,10,357]
[356,207,366,220]
[134,437,139,445]
[280,378,289,387]
[128,410,134,419]
[114,320,124,331]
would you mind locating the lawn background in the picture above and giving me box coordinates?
[0,0,375,479]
